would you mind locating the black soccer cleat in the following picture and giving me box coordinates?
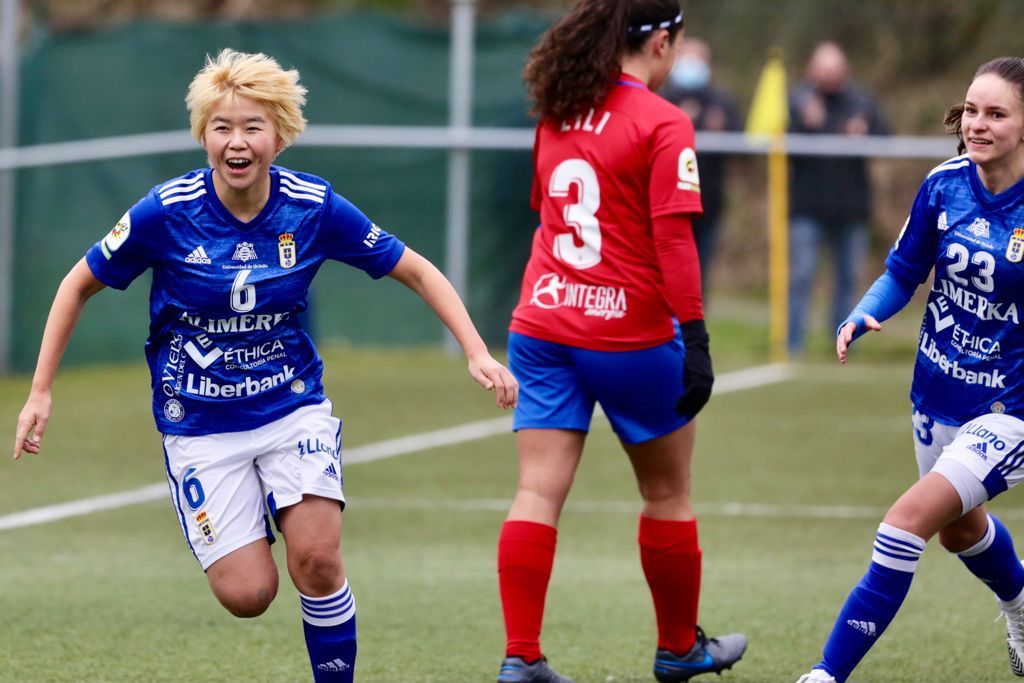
[653,627,747,682]
[497,655,574,683]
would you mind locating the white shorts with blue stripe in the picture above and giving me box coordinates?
[913,408,1024,515]
[161,399,344,570]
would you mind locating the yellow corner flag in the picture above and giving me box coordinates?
[746,52,789,137]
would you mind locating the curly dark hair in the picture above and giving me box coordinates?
[524,0,683,123]
[945,57,1024,154]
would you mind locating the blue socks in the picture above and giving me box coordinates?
[301,580,357,682]
[959,514,1024,603]
[815,523,925,682]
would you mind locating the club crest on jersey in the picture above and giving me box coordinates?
[968,217,990,239]
[195,511,217,545]
[232,242,258,262]
[100,212,131,260]
[1007,228,1024,263]
[278,233,297,269]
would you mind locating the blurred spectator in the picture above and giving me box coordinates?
[659,37,742,297]
[787,41,888,354]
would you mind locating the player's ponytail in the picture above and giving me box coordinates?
[524,0,683,123]
[946,57,1024,155]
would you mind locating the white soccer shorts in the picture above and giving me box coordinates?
[162,400,344,570]
[913,408,1024,514]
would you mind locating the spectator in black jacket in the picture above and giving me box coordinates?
[788,41,888,354]
[659,37,742,298]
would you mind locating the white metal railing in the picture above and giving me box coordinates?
[0,128,959,172]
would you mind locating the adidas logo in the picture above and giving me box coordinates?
[846,619,876,636]
[936,210,949,232]
[316,658,350,673]
[185,246,212,265]
[322,463,339,481]
[967,442,988,460]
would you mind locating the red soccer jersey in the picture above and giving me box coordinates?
[510,74,704,351]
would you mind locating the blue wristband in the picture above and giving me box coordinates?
[837,270,915,342]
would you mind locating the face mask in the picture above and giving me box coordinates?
[669,56,711,91]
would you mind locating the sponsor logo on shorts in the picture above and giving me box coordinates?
[163,399,185,423]
[966,442,989,460]
[961,422,1008,451]
[297,437,338,461]
[195,511,217,545]
[322,463,340,481]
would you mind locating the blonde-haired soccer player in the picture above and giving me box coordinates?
[14,48,518,682]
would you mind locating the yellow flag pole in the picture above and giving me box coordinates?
[768,137,789,363]
[744,50,789,362]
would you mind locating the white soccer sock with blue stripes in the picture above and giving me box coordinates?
[817,523,926,682]
[301,580,357,682]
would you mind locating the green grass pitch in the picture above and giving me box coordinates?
[2,338,1022,682]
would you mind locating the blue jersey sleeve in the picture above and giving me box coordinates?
[322,191,405,278]
[84,191,163,290]
[885,179,939,285]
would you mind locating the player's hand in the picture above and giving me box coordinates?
[836,314,881,364]
[677,319,714,420]
[468,352,518,410]
[14,389,52,460]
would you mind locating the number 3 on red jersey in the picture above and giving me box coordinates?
[549,158,602,270]
[548,148,699,270]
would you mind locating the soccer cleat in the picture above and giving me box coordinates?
[497,656,574,683]
[795,669,837,683]
[1000,593,1024,676]
[653,627,747,682]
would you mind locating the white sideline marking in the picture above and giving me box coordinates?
[0,363,792,532]
[351,497,892,520]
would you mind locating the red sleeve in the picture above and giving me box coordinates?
[653,213,703,323]
[648,115,703,218]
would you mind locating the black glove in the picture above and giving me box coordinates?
[677,319,714,419]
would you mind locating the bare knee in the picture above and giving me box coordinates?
[291,547,343,596]
[938,509,989,554]
[882,473,964,541]
[211,574,279,618]
[206,544,280,618]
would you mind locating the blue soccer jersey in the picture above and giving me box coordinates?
[886,154,1024,424]
[85,166,405,435]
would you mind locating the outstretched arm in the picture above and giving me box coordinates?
[836,269,916,364]
[14,258,106,459]
[387,247,518,409]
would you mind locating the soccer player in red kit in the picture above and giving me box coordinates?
[494,2,747,683]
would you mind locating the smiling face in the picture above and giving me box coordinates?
[202,94,284,202]
[962,73,1024,170]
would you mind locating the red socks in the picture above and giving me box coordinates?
[498,520,557,661]
[638,515,702,654]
